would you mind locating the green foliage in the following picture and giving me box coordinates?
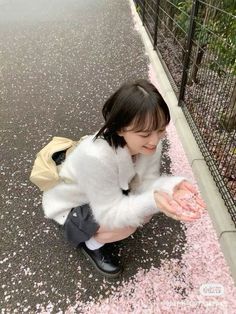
[174,1,192,34]
[172,0,236,76]
[136,5,141,15]
[208,8,236,75]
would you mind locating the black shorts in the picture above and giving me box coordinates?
[63,204,99,248]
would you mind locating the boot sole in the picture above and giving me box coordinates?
[80,247,123,278]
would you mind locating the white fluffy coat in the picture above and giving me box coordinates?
[42,135,185,229]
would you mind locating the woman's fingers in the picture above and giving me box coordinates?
[179,180,198,194]
[173,197,193,212]
[173,186,206,211]
[163,199,200,221]
[180,182,206,209]
[194,195,206,208]
[181,210,201,219]
[165,210,199,222]
[173,190,197,212]
[155,189,203,223]
[156,191,178,214]
[172,206,201,221]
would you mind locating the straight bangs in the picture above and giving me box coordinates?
[129,96,170,133]
[94,79,171,148]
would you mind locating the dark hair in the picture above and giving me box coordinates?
[94,79,170,148]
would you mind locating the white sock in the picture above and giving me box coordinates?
[85,237,104,250]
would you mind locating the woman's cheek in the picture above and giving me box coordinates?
[159,132,166,139]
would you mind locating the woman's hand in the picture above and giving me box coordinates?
[173,180,206,212]
[154,180,206,222]
[154,191,201,222]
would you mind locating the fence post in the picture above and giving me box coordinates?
[142,0,146,25]
[178,0,200,106]
[153,0,160,49]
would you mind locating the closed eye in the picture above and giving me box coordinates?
[139,133,151,137]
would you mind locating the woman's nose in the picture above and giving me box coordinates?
[148,132,160,146]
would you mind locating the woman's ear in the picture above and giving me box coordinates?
[117,129,124,137]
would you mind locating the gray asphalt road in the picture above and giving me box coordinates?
[0,0,185,312]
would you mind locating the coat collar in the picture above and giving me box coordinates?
[115,145,136,190]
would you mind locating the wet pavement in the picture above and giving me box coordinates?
[0,0,186,312]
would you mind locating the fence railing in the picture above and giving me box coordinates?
[134,0,236,225]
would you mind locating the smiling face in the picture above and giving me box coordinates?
[118,125,167,155]
[118,101,169,155]
[95,79,171,150]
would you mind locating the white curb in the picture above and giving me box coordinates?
[129,0,236,285]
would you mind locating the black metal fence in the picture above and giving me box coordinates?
[134,0,236,225]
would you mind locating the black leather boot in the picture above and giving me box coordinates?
[80,243,122,278]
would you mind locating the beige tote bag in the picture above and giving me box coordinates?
[30,136,87,191]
